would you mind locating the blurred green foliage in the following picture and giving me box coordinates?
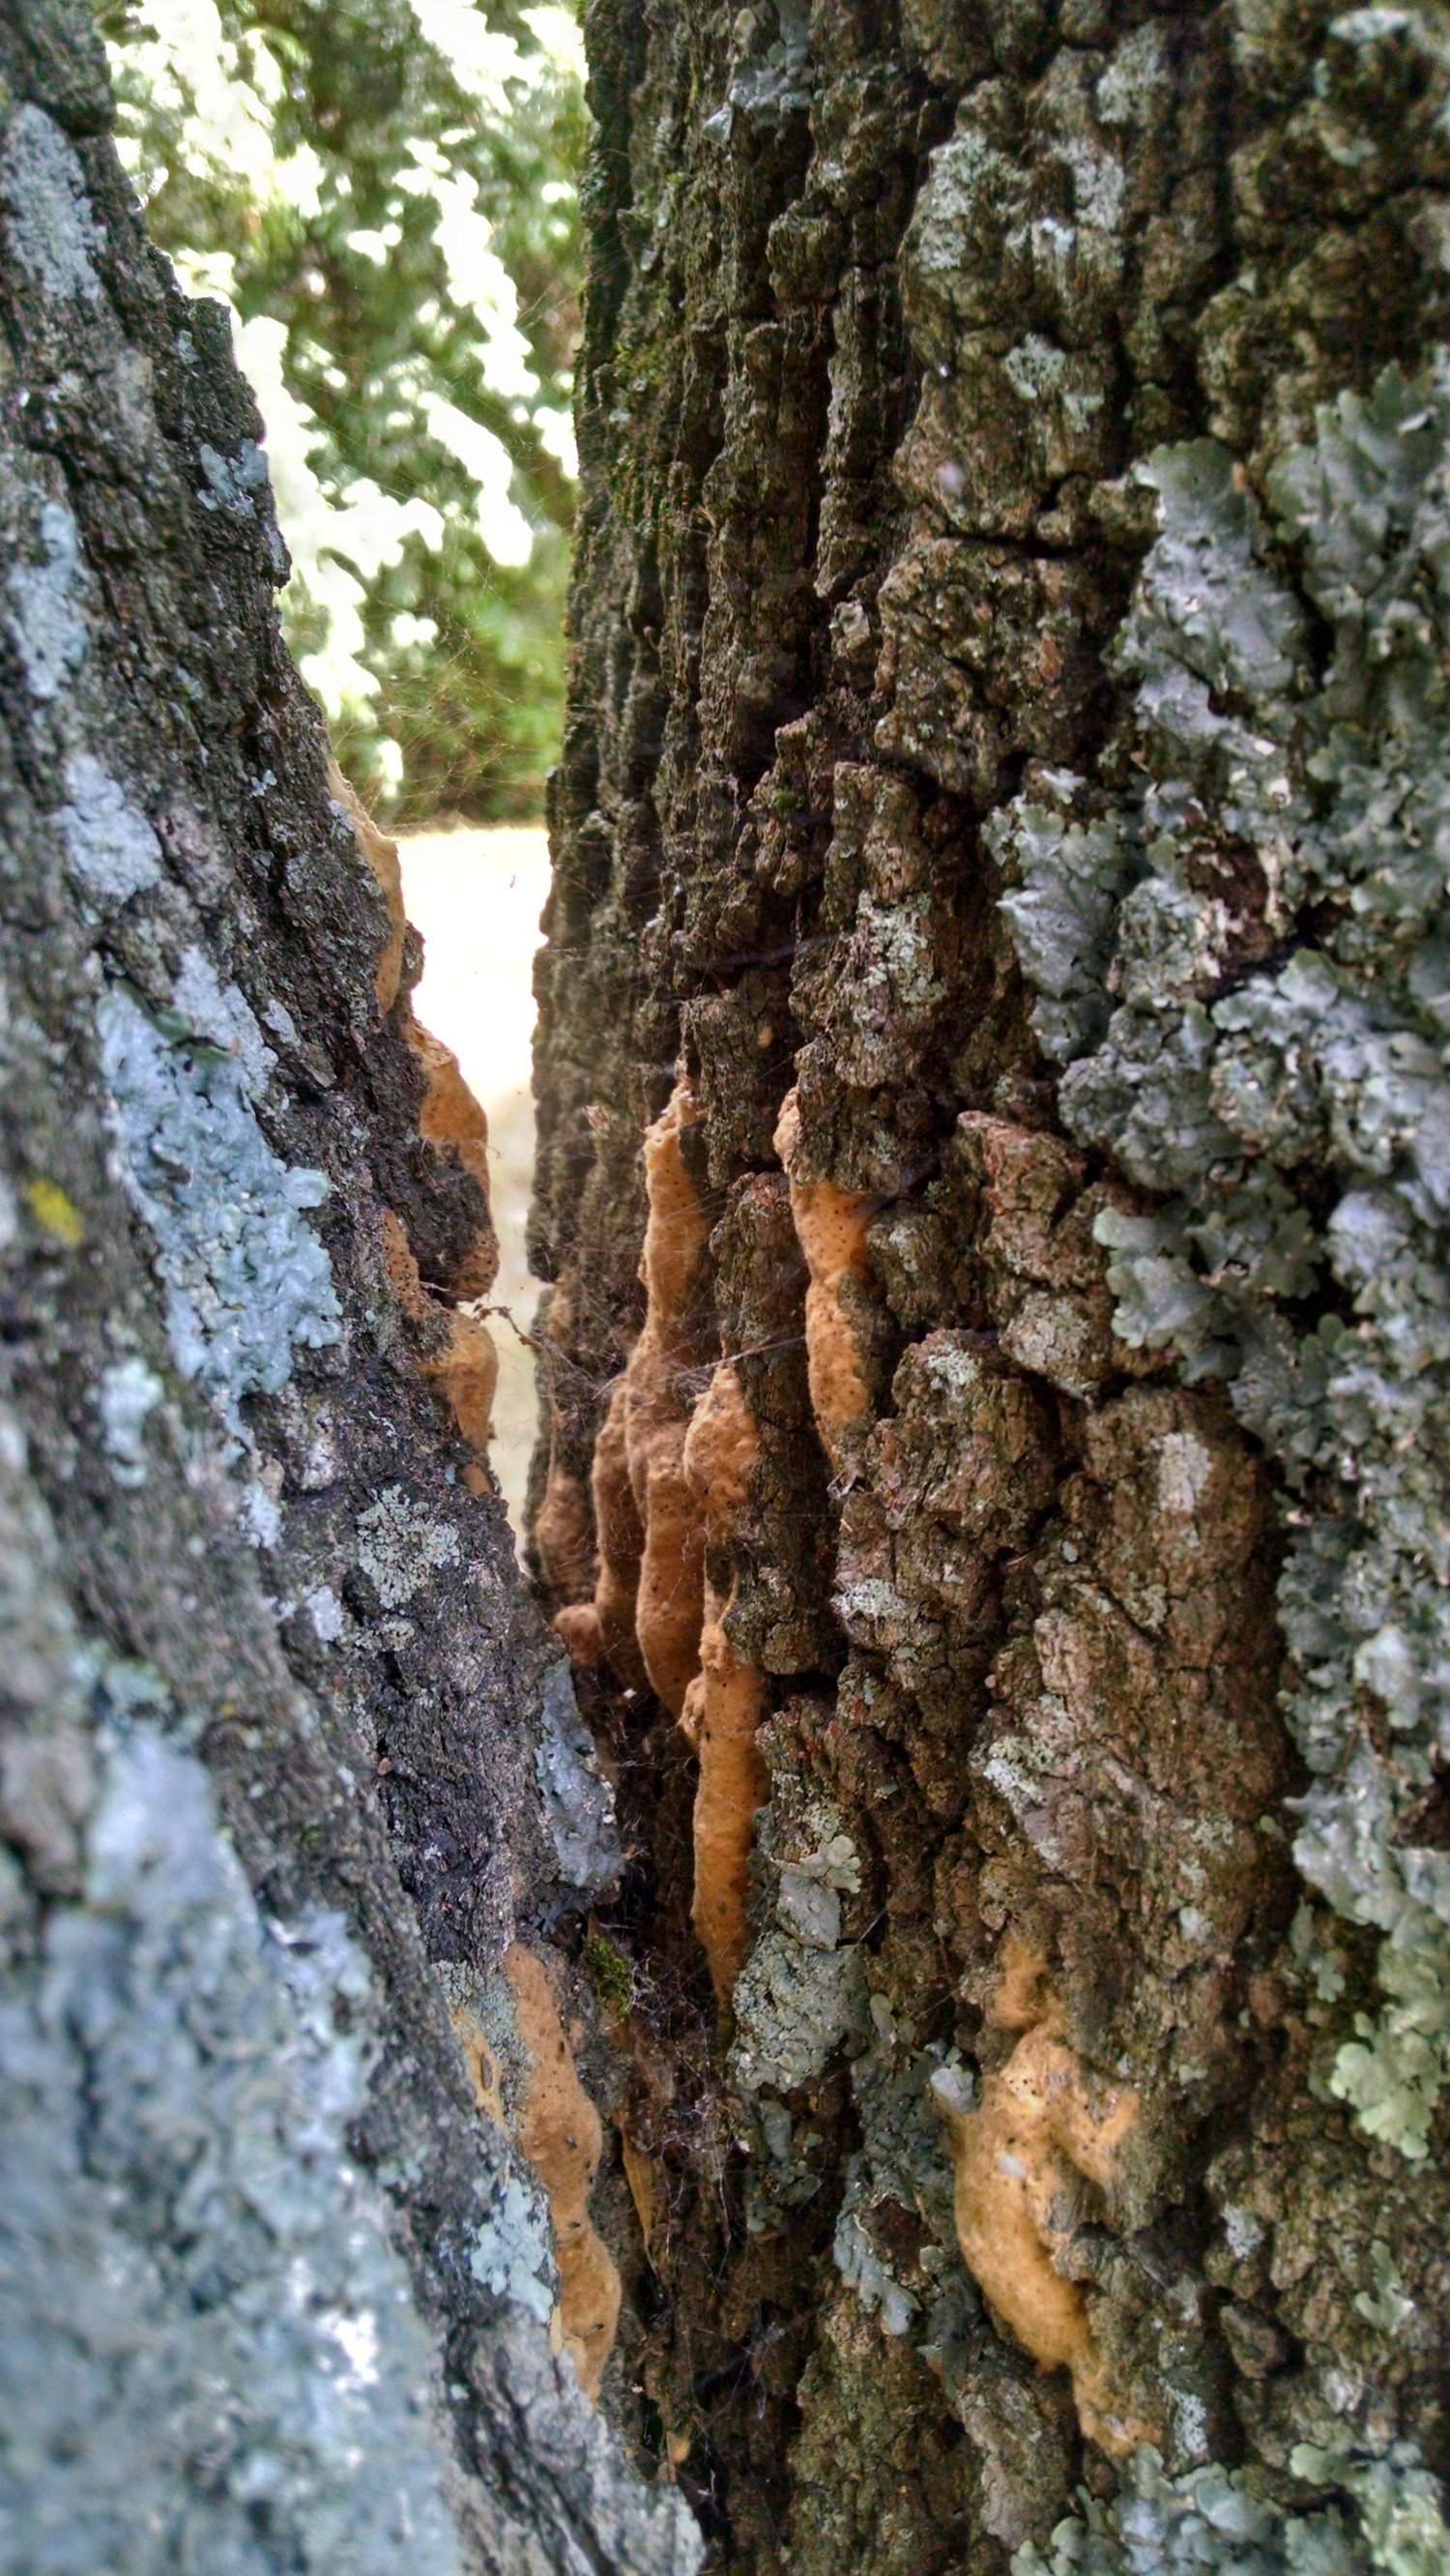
[100,0,585,822]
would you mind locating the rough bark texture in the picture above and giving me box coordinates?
[0,9,699,2568]
[532,2,1450,2569]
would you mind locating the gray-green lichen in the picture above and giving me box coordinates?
[1009,2444,1450,2576]
[827,2006,971,2348]
[996,796,1133,1065]
[100,986,340,1436]
[533,1661,620,1896]
[0,1716,464,2575]
[58,754,161,905]
[0,101,102,306]
[4,494,86,700]
[832,2164,918,2340]
[170,948,276,1093]
[733,1727,970,2345]
[355,1484,461,1608]
[430,1958,559,2327]
[993,366,1450,2164]
[468,2167,557,2327]
[194,439,289,581]
[728,1926,863,2095]
[730,1743,867,2110]
[96,1355,162,1486]
[707,0,811,143]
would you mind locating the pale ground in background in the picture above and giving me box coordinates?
[398,826,551,1541]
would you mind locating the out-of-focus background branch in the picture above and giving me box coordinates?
[99,0,584,826]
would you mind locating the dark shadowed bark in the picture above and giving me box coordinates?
[531,2,1450,2569]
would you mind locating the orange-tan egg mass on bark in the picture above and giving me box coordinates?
[552,1079,712,1717]
[773,1087,876,1468]
[505,1944,623,2403]
[682,1361,766,2006]
[933,1982,1152,2460]
[552,1372,647,1691]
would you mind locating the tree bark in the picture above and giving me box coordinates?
[0,9,697,2569]
[10,0,1450,2569]
[532,2,1450,2569]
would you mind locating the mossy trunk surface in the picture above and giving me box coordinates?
[530,1,1450,2569]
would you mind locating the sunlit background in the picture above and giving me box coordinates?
[101,0,584,825]
[102,0,585,1524]
[399,825,550,1534]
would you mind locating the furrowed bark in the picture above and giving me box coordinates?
[0,9,698,2568]
[533,2,1450,2569]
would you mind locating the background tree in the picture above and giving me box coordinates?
[531,2,1450,2569]
[99,0,585,821]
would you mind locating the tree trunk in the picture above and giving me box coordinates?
[532,2,1450,2569]
[0,10,697,2569]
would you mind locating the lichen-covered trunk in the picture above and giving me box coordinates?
[0,10,699,2570]
[532,2,1450,2568]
